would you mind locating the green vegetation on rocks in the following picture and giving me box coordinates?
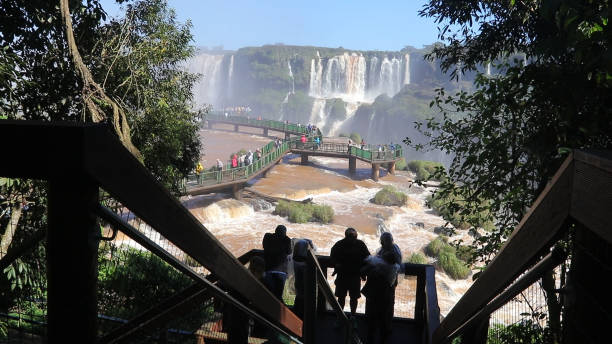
[349,132,362,144]
[372,186,408,206]
[425,236,471,280]
[273,200,334,224]
[395,157,407,171]
[407,160,446,181]
[407,252,427,264]
[428,191,495,231]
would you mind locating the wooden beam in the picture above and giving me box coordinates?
[433,154,574,343]
[82,126,302,337]
[47,175,99,343]
[570,152,612,245]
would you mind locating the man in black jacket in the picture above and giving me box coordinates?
[262,225,292,300]
[330,227,370,316]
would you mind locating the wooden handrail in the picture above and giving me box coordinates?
[0,120,302,337]
[433,151,612,343]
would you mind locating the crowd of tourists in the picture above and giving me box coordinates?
[226,225,402,344]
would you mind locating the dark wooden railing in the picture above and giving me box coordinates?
[433,151,612,343]
[0,120,302,342]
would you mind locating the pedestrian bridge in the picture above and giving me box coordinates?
[186,114,403,197]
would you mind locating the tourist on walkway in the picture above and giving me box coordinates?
[314,136,320,150]
[231,154,238,168]
[361,250,400,344]
[262,225,292,301]
[300,134,307,148]
[195,161,203,175]
[330,228,370,318]
[216,159,223,171]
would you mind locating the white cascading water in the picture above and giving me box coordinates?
[227,55,234,97]
[280,60,296,120]
[288,60,295,94]
[187,54,224,108]
[308,52,412,135]
[404,54,410,85]
[486,62,491,76]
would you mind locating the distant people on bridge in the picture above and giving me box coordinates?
[377,145,383,159]
[300,134,307,148]
[247,150,254,165]
[314,136,320,150]
[239,153,246,167]
[216,159,223,171]
[231,154,238,168]
[256,149,262,161]
[262,225,292,301]
[292,238,315,320]
[361,139,366,150]
[330,228,370,320]
[195,161,203,175]
[361,249,400,344]
[275,138,281,149]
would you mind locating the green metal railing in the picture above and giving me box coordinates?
[185,115,403,190]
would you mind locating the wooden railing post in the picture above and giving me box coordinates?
[47,175,99,343]
[304,253,318,344]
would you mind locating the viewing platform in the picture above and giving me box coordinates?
[186,114,404,197]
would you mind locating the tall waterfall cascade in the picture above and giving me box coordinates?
[308,51,411,135]
[187,54,225,109]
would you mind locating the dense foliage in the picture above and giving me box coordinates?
[413,0,612,266]
[273,200,334,224]
[425,236,471,279]
[407,252,428,265]
[407,160,446,181]
[371,186,408,206]
[428,191,495,232]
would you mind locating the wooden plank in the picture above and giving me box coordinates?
[570,158,612,245]
[424,266,440,344]
[82,126,302,337]
[0,120,89,179]
[433,154,574,343]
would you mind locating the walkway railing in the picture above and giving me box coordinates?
[207,112,321,137]
[0,120,303,343]
[432,151,612,343]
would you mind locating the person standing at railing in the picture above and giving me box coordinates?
[216,159,223,171]
[330,228,370,323]
[231,154,238,168]
[292,238,314,320]
[314,136,320,150]
[262,225,292,301]
[300,134,307,148]
[361,250,400,344]
[195,161,203,175]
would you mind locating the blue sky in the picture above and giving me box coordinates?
[100,0,441,51]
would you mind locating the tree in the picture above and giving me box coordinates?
[412,1,611,339]
[92,0,201,192]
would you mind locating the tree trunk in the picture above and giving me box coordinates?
[59,0,142,160]
[0,203,23,260]
[542,270,561,343]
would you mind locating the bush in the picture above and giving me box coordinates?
[456,245,475,263]
[425,236,471,280]
[428,192,496,231]
[407,160,446,181]
[349,132,362,144]
[229,148,247,161]
[372,186,408,206]
[438,250,471,279]
[339,133,349,137]
[425,236,453,257]
[395,157,407,171]
[273,200,334,224]
[407,252,427,264]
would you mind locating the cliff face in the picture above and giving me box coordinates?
[184,44,477,162]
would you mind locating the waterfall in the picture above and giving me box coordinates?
[368,56,379,91]
[288,60,295,94]
[310,52,366,101]
[404,54,410,85]
[188,54,224,108]
[309,99,328,129]
[227,55,234,97]
[378,57,402,97]
[486,62,491,76]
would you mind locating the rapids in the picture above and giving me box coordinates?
[182,128,477,317]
